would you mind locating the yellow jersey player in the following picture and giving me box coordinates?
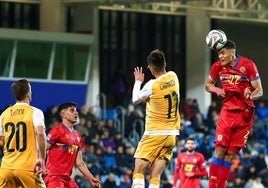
[132,49,180,188]
[0,79,46,188]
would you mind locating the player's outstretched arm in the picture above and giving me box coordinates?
[76,150,102,188]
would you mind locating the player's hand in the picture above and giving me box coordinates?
[213,87,225,97]
[35,159,47,175]
[244,87,251,99]
[133,67,144,83]
[218,90,226,98]
[89,177,102,188]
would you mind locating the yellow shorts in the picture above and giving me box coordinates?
[0,168,46,188]
[134,135,176,163]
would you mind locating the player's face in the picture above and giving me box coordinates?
[185,140,195,153]
[64,106,79,124]
[217,48,236,66]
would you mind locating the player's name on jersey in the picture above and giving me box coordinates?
[10,109,25,116]
[160,79,175,90]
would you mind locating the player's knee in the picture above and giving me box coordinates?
[214,145,227,158]
[225,147,240,162]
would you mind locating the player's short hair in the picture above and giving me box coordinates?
[11,79,30,101]
[58,102,77,113]
[219,40,236,51]
[147,49,166,72]
[185,137,195,143]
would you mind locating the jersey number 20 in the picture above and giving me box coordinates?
[5,122,27,152]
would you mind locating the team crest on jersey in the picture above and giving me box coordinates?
[239,66,246,73]
[217,134,223,141]
[77,136,81,142]
[193,158,197,163]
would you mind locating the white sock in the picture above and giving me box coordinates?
[148,184,159,188]
[132,178,145,188]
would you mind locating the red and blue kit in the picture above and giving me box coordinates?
[210,55,259,111]
[45,123,83,177]
[173,152,207,188]
[210,55,260,150]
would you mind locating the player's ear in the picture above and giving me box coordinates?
[60,110,65,118]
[230,48,235,55]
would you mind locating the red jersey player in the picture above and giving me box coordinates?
[173,137,207,188]
[44,102,101,188]
[205,40,263,188]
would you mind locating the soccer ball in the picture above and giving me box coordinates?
[206,29,227,50]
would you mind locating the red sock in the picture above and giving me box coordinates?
[209,163,222,188]
[219,162,231,188]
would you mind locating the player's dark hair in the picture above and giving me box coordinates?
[185,137,195,143]
[221,40,236,50]
[11,79,30,101]
[58,102,77,113]
[147,49,166,72]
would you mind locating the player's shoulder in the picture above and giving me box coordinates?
[194,152,205,158]
[160,71,179,84]
[50,123,65,132]
[167,70,176,75]
[212,60,222,67]
[178,151,187,157]
[52,124,80,135]
[31,105,44,114]
[210,61,224,73]
[239,55,255,65]
[166,71,178,78]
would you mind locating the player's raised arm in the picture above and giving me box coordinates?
[132,66,149,104]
